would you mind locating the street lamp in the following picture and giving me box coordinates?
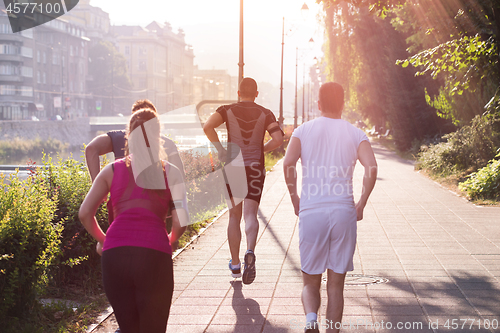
[301,3,310,19]
[279,3,314,128]
[238,0,244,99]
[278,17,285,128]
[294,38,314,129]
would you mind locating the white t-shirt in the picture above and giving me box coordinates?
[291,117,369,212]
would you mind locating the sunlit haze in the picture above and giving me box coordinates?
[90,0,324,89]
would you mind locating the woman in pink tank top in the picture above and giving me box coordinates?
[79,109,187,333]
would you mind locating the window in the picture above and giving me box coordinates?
[0,44,18,54]
[0,65,18,75]
[21,66,33,77]
[0,85,16,95]
[43,51,46,63]
[20,29,33,38]
[37,71,41,83]
[42,72,46,84]
[125,46,130,55]
[139,61,146,71]
[21,86,33,97]
[0,24,11,33]
[37,50,40,62]
[21,47,33,58]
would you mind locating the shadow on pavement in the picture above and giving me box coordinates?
[371,144,414,166]
[257,209,301,273]
[361,271,499,332]
[230,281,288,333]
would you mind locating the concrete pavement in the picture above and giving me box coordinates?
[91,143,500,333]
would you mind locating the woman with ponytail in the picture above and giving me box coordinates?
[79,109,187,333]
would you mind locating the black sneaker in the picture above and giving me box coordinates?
[304,319,319,333]
[228,259,242,278]
[242,251,256,285]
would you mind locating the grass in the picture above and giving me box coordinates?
[177,204,227,249]
[265,151,283,172]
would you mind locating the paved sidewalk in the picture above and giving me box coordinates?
[92,144,500,333]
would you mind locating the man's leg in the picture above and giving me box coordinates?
[243,198,259,251]
[302,271,322,332]
[227,202,243,265]
[325,270,346,333]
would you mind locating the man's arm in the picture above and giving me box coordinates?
[264,123,284,152]
[203,112,226,159]
[283,137,301,216]
[356,140,378,221]
[85,134,113,182]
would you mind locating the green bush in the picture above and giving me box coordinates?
[459,150,500,200]
[0,172,62,322]
[32,154,109,289]
[416,114,500,175]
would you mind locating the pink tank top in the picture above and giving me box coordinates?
[103,158,173,254]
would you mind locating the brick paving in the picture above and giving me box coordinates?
[90,143,500,333]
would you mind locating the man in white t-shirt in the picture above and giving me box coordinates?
[283,82,377,333]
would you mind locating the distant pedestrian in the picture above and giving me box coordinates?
[79,109,187,333]
[203,77,283,284]
[283,82,377,332]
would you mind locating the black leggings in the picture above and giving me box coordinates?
[102,246,174,333]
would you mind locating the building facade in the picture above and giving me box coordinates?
[0,10,90,121]
[114,22,194,114]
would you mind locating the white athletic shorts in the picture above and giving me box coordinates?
[299,205,357,275]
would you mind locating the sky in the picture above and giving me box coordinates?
[89,0,325,87]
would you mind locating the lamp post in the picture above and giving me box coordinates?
[238,0,244,101]
[278,17,285,128]
[294,47,298,129]
[294,38,314,129]
[279,2,311,128]
[302,62,305,124]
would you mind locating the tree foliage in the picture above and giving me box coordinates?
[320,0,449,150]
[318,0,500,145]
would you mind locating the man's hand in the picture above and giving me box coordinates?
[171,239,180,252]
[355,200,365,221]
[291,194,300,216]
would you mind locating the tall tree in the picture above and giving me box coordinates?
[320,0,450,149]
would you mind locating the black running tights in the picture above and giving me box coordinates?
[101,246,174,333]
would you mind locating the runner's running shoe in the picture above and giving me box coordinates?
[228,259,242,278]
[242,250,256,284]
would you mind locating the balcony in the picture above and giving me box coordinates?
[0,95,32,102]
[0,34,23,43]
[0,75,23,83]
[0,54,23,62]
